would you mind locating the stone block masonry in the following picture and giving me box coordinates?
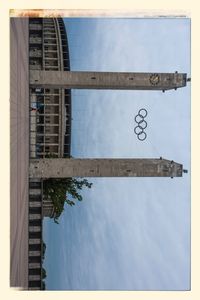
[30,158,183,178]
[30,71,187,91]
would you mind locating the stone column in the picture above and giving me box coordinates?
[30,158,184,178]
[30,70,187,91]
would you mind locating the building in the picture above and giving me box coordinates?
[28,17,71,290]
[29,17,71,160]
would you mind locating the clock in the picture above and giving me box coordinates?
[149,73,160,85]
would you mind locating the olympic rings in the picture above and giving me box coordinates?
[134,108,148,141]
[138,108,148,118]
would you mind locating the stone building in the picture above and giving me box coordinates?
[29,17,71,159]
[28,17,71,290]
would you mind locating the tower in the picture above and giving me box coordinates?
[30,70,188,91]
[28,17,189,179]
[30,158,186,178]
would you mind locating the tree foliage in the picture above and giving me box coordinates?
[42,241,46,260]
[41,240,47,289]
[43,178,93,223]
[41,280,46,290]
[42,268,47,279]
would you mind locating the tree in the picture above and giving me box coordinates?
[43,177,93,223]
[41,281,46,290]
[42,268,47,279]
[42,241,46,261]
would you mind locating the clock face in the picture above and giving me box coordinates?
[149,73,160,85]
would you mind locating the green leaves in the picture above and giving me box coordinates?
[43,178,93,224]
[42,268,47,279]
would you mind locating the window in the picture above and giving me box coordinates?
[29,182,41,189]
[30,194,41,201]
[36,135,44,143]
[29,269,41,275]
[53,116,59,124]
[29,219,41,227]
[37,126,44,134]
[64,145,70,153]
[29,207,41,215]
[38,116,44,124]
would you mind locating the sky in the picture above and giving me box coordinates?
[43,17,191,290]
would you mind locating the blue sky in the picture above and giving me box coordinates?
[43,17,191,290]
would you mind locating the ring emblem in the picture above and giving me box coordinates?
[149,73,160,85]
[134,108,148,141]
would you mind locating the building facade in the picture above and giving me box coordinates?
[29,17,71,160]
[28,17,71,290]
[28,178,43,290]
